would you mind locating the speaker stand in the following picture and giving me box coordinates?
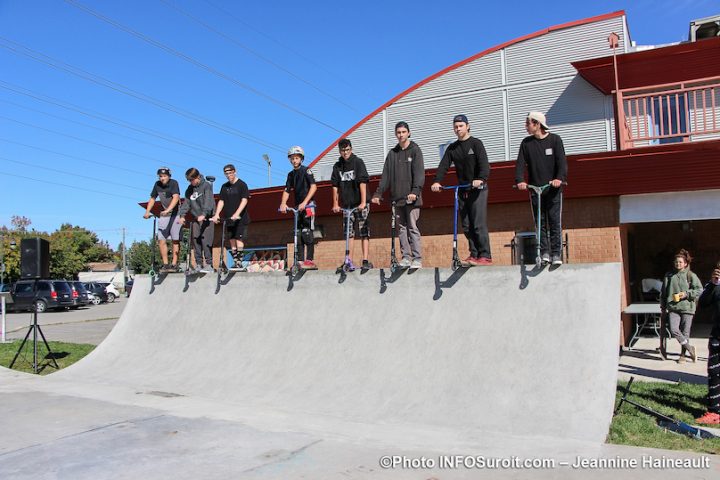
[9,280,58,373]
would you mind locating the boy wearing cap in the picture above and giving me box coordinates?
[431,115,492,266]
[144,167,181,272]
[515,111,567,266]
[280,146,318,270]
[177,168,216,273]
[211,164,251,269]
[372,121,425,269]
[331,138,373,270]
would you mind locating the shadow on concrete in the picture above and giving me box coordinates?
[379,268,406,293]
[433,267,470,300]
[519,263,546,290]
[183,272,207,293]
[214,271,237,294]
[617,364,707,385]
[286,269,307,292]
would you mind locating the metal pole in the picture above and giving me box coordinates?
[262,154,271,187]
[1,295,6,344]
[122,227,127,284]
[1,234,5,285]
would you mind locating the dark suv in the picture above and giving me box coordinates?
[11,280,75,313]
[68,281,91,309]
[83,282,109,305]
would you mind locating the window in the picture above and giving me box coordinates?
[14,283,33,294]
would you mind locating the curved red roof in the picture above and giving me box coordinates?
[308,10,626,168]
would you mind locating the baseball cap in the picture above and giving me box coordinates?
[453,114,468,124]
[527,111,550,130]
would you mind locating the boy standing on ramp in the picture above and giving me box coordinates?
[178,168,216,273]
[211,164,251,269]
[279,146,318,270]
[431,115,492,266]
[514,111,567,266]
[372,121,425,269]
[331,138,373,270]
[144,167,181,272]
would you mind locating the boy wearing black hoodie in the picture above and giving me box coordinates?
[331,138,372,270]
[372,121,425,269]
[178,168,216,272]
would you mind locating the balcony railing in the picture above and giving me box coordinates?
[618,77,720,149]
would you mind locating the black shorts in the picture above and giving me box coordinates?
[225,220,248,240]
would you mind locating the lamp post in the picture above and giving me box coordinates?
[0,235,17,285]
[262,154,271,187]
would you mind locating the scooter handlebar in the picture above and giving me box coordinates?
[441,184,472,190]
[279,207,298,213]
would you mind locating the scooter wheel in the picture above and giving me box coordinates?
[535,257,542,268]
[291,265,300,276]
[451,261,460,271]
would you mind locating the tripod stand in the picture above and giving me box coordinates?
[9,279,58,373]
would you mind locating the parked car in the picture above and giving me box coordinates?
[125,278,134,297]
[83,282,109,305]
[98,281,120,302]
[10,279,75,313]
[68,281,91,309]
[0,283,11,293]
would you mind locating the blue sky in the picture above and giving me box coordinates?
[1,0,718,247]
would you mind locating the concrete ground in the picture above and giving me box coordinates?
[619,322,713,385]
[1,269,717,479]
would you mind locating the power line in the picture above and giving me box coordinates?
[0,36,287,152]
[63,0,343,133]
[0,81,286,179]
[0,155,146,192]
[202,0,369,97]
[0,137,148,176]
[0,171,138,200]
[0,114,178,166]
[159,0,360,113]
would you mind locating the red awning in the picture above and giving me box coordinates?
[573,36,720,94]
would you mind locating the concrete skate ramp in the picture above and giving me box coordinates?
[56,263,621,444]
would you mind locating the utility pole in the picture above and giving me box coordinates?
[121,227,127,284]
[262,154,271,187]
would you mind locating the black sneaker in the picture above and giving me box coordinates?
[362,260,373,270]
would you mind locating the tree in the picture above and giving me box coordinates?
[0,219,118,281]
[127,240,157,274]
[11,215,31,232]
[49,224,117,279]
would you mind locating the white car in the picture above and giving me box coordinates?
[99,282,120,303]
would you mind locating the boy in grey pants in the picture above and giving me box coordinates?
[178,168,216,272]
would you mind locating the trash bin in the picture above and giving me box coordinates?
[513,232,537,265]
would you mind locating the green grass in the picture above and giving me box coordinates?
[609,380,720,454]
[0,340,95,375]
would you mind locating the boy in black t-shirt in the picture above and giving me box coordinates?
[431,115,492,266]
[279,146,318,270]
[514,111,567,266]
[211,164,251,269]
[331,138,372,270]
[143,167,181,272]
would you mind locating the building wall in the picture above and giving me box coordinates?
[311,14,626,179]
[248,196,623,268]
